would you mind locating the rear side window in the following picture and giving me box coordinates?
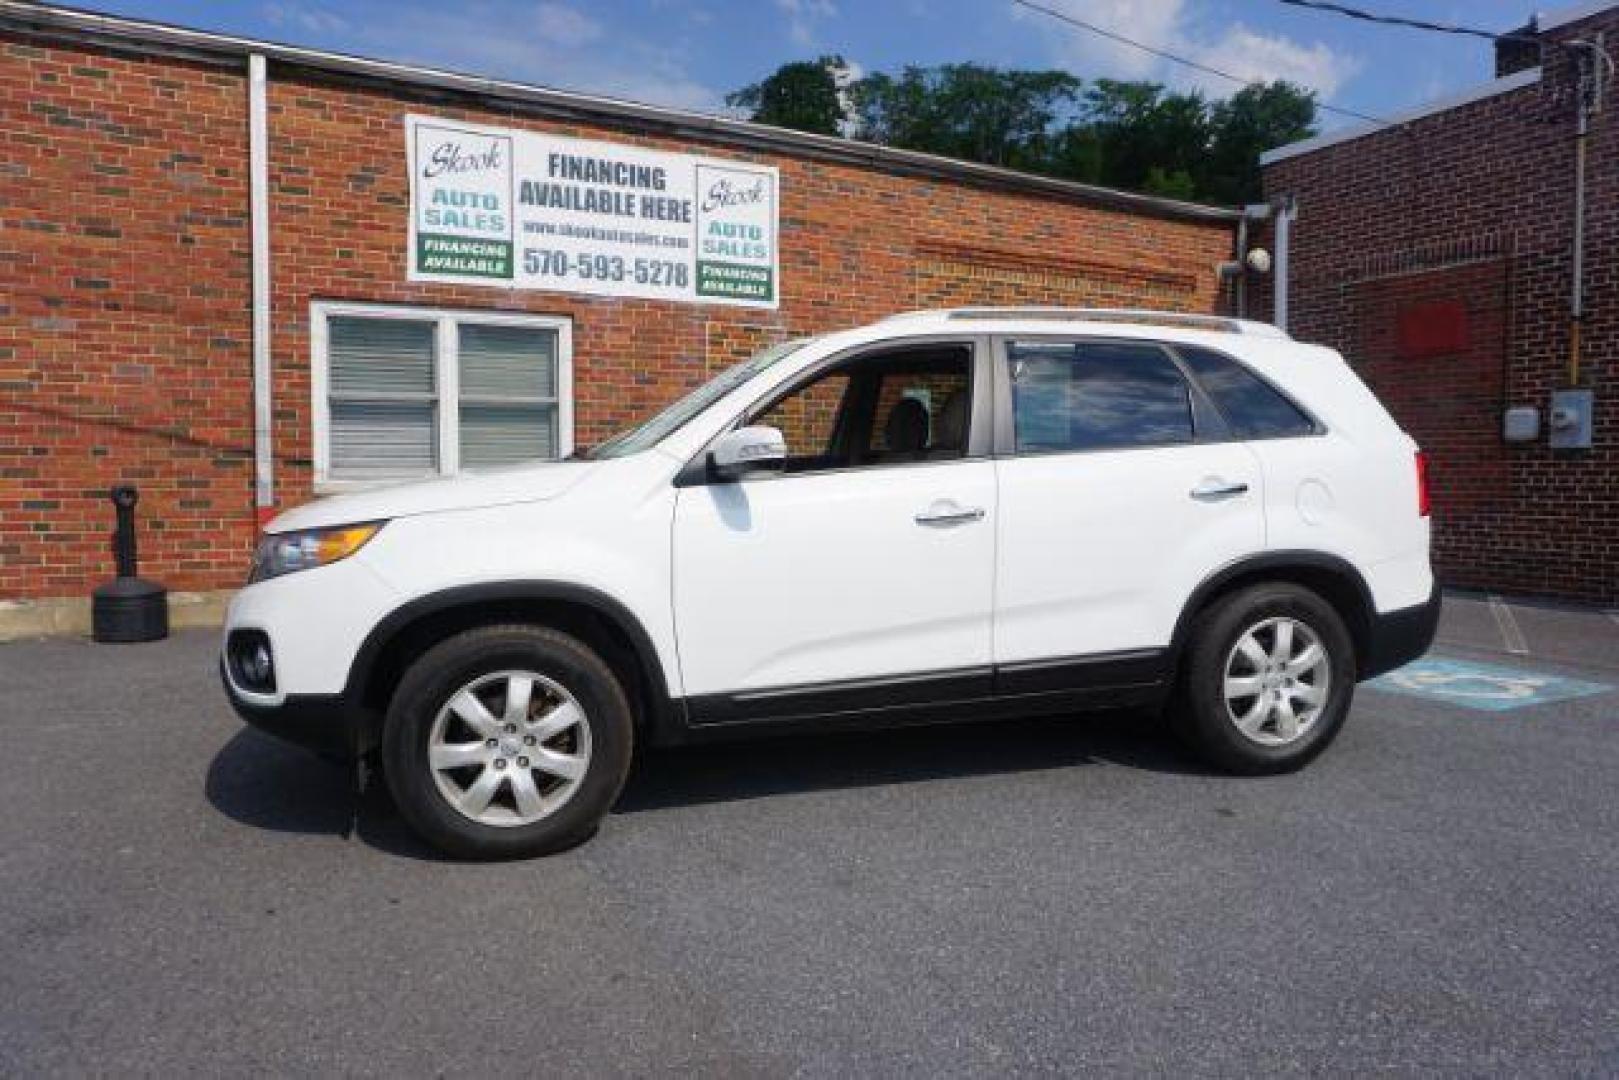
[1008,341,1193,452]
[1176,346,1316,439]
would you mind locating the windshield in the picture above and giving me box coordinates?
[581,338,814,459]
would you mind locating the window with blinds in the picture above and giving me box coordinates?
[316,306,569,485]
[459,324,559,468]
[327,317,439,479]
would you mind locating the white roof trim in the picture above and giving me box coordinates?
[1538,0,1618,31]
[1260,67,1542,166]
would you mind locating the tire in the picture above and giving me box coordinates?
[381,624,633,859]
[1171,583,1356,775]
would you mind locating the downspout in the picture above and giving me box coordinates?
[249,53,274,524]
[1569,56,1589,386]
[1273,196,1296,333]
[1567,34,1608,387]
[1232,215,1248,318]
[1234,202,1273,320]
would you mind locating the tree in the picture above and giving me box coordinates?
[847,64,1081,169]
[1142,167,1199,201]
[726,56,848,136]
[1082,80,1211,194]
[1203,82,1317,204]
[726,58,1318,206]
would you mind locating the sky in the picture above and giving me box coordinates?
[70,0,1567,131]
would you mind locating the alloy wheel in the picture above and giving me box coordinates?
[1222,616,1331,746]
[427,670,593,827]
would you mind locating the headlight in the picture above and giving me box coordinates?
[249,522,384,583]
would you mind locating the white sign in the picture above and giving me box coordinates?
[406,115,779,308]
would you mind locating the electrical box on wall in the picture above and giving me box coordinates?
[1503,407,1539,442]
[1548,389,1594,450]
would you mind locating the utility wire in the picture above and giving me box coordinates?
[1008,0,1390,125]
[1278,0,1614,91]
[1276,0,1542,44]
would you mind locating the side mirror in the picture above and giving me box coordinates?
[708,425,786,481]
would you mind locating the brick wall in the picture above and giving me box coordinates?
[1,42,256,598]
[1261,8,1618,603]
[2,30,1234,601]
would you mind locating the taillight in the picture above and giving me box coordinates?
[1415,451,1431,517]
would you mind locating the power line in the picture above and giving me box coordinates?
[1278,0,1614,87]
[1008,0,1390,126]
[1275,0,1540,45]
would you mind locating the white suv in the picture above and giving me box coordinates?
[222,308,1438,858]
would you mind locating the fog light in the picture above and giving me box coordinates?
[228,629,276,694]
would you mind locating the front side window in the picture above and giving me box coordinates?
[1008,340,1193,453]
[1175,345,1317,439]
[315,305,570,485]
[748,344,974,473]
[755,371,853,467]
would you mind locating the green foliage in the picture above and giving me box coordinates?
[726,55,847,137]
[1142,167,1199,201]
[729,58,1319,205]
[1202,83,1318,204]
[847,64,1081,169]
[1084,79,1211,194]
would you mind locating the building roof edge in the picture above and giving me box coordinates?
[1537,0,1619,31]
[0,0,1245,224]
[1260,67,1542,168]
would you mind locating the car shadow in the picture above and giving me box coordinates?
[615,709,1210,812]
[205,710,1214,858]
[204,728,443,860]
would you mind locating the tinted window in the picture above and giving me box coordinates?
[1009,341,1193,452]
[1177,346,1316,439]
[755,371,852,463]
[865,365,971,461]
[749,346,972,472]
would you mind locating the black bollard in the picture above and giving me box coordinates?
[91,485,169,642]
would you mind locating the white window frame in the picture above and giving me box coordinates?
[310,301,573,491]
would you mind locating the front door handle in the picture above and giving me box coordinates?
[915,500,986,527]
[1189,479,1250,500]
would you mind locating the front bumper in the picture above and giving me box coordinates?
[1361,584,1442,679]
[219,659,372,760]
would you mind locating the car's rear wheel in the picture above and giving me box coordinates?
[382,624,633,859]
[1173,583,1356,774]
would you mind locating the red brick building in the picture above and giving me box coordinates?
[1,2,1243,630]
[1260,2,1617,603]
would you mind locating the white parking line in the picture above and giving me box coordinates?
[1606,609,1619,630]
[1489,595,1530,655]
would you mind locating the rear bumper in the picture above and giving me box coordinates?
[1361,584,1442,679]
[219,659,371,760]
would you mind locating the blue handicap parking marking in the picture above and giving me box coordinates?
[1368,656,1612,712]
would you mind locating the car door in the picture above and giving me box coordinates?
[991,336,1266,686]
[672,337,997,721]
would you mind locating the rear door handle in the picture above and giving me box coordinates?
[1189,479,1250,500]
[915,500,986,527]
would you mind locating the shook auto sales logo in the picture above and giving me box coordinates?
[695,164,775,303]
[700,175,767,213]
[422,136,505,179]
[413,123,514,280]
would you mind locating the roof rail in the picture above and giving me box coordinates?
[887,307,1289,338]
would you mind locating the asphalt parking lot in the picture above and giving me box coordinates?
[3,595,1618,1076]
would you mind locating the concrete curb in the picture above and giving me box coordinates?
[0,590,234,642]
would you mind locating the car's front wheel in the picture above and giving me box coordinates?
[1173,583,1356,774]
[382,625,633,859]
